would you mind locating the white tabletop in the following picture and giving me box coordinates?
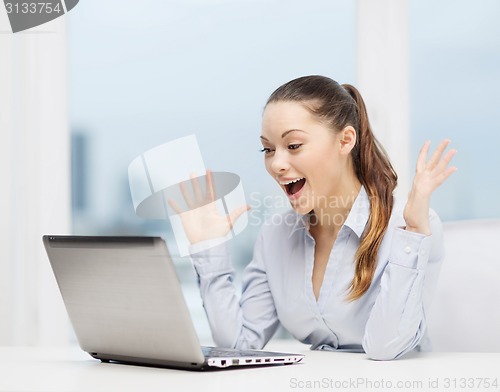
[0,340,499,392]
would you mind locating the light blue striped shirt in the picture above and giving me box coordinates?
[190,186,444,360]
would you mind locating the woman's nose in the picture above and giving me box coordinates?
[270,150,289,173]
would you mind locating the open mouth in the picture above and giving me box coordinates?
[284,178,306,196]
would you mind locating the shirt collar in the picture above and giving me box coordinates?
[343,185,370,238]
[288,211,309,235]
[289,185,371,239]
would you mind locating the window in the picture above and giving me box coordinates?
[409,0,500,220]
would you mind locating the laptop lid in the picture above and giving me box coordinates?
[43,235,206,367]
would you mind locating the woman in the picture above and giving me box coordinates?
[169,75,457,360]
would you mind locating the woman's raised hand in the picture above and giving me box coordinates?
[404,139,458,235]
[167,170,250,244]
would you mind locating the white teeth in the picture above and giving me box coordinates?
[279,177,305,185]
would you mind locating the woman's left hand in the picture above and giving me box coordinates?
[404,139,457,235]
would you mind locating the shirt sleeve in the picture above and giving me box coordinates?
[189,227,280,349]
[362,209,444,360]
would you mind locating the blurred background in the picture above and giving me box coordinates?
[1,0,499,347]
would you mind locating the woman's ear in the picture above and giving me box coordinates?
[338,125,356,154]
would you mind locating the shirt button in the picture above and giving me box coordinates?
[404,246,412,254]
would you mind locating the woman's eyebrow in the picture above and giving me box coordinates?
[260,129,308,141]
[281,129,308,138]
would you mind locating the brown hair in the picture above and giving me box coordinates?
[265,75,398,301]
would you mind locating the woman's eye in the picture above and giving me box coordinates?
[260,147,274,154]
[288,144,302,150]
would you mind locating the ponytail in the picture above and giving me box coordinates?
[266,76,398,301]
[341,84,398,301]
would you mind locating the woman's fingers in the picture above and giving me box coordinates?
[179,171,213,209]
[228,205,251,228]
[436,165,458,186]
[189,172,204,202]
[206,169,215,203]
[173,171,250,230]
[414,139,457,195]
[417,139,457,176]
[416,140,431,172]
[427,139,451,170]
[179,181,195,209]
[167,197,184,215]
[434,148,457,174]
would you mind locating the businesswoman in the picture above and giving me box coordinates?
[169,75,457,360]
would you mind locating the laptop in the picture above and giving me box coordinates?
[42,235,304,370]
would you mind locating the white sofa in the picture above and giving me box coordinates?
[427,219,500,352]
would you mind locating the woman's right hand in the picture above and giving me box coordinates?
[167,170,250,244]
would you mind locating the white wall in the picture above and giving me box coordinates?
[357,0,411,197]
[0,14,71,345]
